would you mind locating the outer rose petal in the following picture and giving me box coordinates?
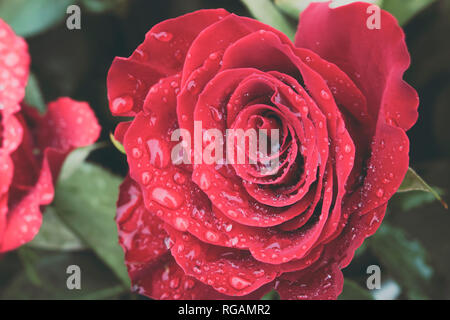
[0,99,100,252]
[133,253,272,300]
[295,1,418,130]
[117,176,273,300]
[107,9,230,117]
[276,262,343,300]
[296,2,418,216]
[0,19,29,117]
[36,98,101,152]
[0,19,29,238]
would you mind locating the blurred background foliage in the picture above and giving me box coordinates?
[0,0,448,300]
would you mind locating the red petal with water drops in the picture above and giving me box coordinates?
[296,1,418,131]
[117,176,273,300]
[114,121,132,145]
[0,19,29,117]
[107,9,230,117]
[277,261,343,300]
[164,224,279,297]
[296,0,417,219]
[116,176,168,267]
[0,155,53,251]
[133,253,273,300]
[0,99,100,252]
[36,97,101,152]
[109,4,419,300]
[0,19,29,233]
[326,203,387,269]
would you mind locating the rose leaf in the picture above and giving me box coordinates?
[398,167,447,209]
[240,0,296,41]
[52,162,130,287]
[369,223,433,299]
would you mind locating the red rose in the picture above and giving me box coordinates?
[108,2,418,299]
[0,20,101,252]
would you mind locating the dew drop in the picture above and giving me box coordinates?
[199,172,211,190]
[152,187,184,209]
[229,276,251,290]
[205,231,219,242]
[132,147,142,158]
[344,144,352,153]
[187,80,197,92]
[174,217,189,231]
[147,139,169,168]
[141,171,152,185]
[184,279,195,290]
[209,106,223,122]
[376,188,384,198]
[164,236,174,249]
[173,172,186,185]
[111,95,134,114]
[169,278,180,289]
[320,90,330,100]
[152,31,173,42]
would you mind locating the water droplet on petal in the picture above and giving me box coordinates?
[230,276,251,290]
[164,236,174,249]
[152,187,184,209]
[141,171,152,185]
[169,278,180,289]
[187,80,197,92]
[132,147,142,158]
[199,172,211,190]
[112,95,134,114]
[173,172,186,185]
[174,217,189,231]
[344,144,352,153]
[184,279,195,290]
[152,31,173,42]
[209,106,223,122]
[205,231,219,242]
[147,139,169,168]
[320,90,330,100]
[376,188,384,198]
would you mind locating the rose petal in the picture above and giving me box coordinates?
[276,261,343,300]
[295,1,418,131]
[107,9,230,117]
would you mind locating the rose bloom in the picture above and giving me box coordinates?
[108,2,418,299]
[0,20,100,252]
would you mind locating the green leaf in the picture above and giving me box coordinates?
[24,73,46,113]
[77,284,126,300]
[53,162,130,287]
[17,247,43,287]
[1,250,128,299]
[274,0,381,20]
[240,0,296,41]
[27,207,85,251]
[59,142,108,181]
[392,189,444,212]
[398,167,447,209]
[339,279,374,300]
[261,289,280,300]
[0,0,75,37]
[369,224,433,299]
[81,0,130,15]
[382,0,437,25]
[109,132,126,154]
